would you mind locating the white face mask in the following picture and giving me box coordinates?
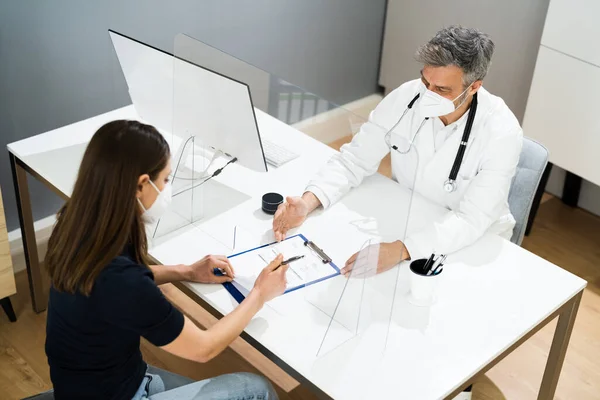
[418,82,471,118]
[138,180,172,225]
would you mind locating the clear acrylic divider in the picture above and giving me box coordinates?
[150,32,374,245]
[149,43,209,242]
[300,116,420,361]
[303,125,420,400]
[146,34,422,385]
[171,33,350,132]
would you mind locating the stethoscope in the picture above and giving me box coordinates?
[384,91,478,193]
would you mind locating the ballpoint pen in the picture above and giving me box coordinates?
[427,254,447,275]
[213,267,230,277]
[233,226,237,250]
[281,255,305,265]
[273,255,305,271]
[423,253,436,273]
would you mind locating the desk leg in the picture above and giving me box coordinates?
[9,153,47,313]
[537,290,582,400]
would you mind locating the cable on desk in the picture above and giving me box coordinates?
[186,156,238,191]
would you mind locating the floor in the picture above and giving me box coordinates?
[2,120,600,399]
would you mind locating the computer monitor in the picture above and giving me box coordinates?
[108,30,268,173]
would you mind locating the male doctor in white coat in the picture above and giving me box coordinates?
[273,26,523,277]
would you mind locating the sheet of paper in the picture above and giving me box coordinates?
[228,234,338,297]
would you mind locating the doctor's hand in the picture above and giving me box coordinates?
[273,193,321,241]
[252,255,288,303]
[341,241,410,278]
[187,255,235,284]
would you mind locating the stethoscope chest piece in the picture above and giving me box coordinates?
[444,179,456,193]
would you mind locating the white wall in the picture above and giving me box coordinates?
[523,0,600,216]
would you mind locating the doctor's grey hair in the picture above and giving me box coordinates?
[415,25,495,87]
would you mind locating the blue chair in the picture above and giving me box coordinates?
[22,390,54,400]
[508,137,550,246]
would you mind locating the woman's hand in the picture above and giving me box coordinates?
[252,254,288,303]
[161,254,287,365]
[341,241,410,278]
[187,255,235,284]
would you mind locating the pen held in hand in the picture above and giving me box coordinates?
[282,255,305,265]
[273,255,305,272]
[213,267,229,277]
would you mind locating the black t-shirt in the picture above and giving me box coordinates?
[45,248,184,400]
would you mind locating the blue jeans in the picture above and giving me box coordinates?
[131,365,278,400]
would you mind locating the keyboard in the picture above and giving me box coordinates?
[262,139,299,167]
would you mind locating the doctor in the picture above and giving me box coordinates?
[273,25,523,275]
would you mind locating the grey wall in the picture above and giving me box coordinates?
[379,0,551,123]
[0,0,387,232]
[377,0,600,218]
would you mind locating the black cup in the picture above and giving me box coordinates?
[262,192,284,215]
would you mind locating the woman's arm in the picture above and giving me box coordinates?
[150,255,235,285]
[149,264,191,285]
[160,256,287,363]
[162,290,264,362]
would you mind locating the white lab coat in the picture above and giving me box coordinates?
[306,79,523,258]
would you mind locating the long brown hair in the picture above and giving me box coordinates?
[46,120,170,295]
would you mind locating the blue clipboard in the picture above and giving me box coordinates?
[219,234,340,304]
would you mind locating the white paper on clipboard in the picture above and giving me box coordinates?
[227,234,340,298]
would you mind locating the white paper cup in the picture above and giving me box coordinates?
[409,258,443,306]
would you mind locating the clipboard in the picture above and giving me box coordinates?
[221,234,340,303]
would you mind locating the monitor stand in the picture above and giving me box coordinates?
[171,135,219,185]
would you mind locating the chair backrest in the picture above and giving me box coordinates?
[508,137,549,245]
[22,389,54,400]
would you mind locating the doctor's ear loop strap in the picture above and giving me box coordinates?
[448,92,478,182]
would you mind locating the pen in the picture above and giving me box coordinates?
[272,255,305,272]
[282,255,305,265]
[423,253,436,273]
[213,267,229,276]
[233,226,237,250]
[427,254,446,275]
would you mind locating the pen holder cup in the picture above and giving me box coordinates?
[409,258,443,306]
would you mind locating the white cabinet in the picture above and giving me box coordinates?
[541,0,600,67]
[523,0,600,187]
[523,46,600,186]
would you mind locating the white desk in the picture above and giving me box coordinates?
[8,105,586,399]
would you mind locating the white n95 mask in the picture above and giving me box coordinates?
[418,82,471,118]
[138,180,172,225]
